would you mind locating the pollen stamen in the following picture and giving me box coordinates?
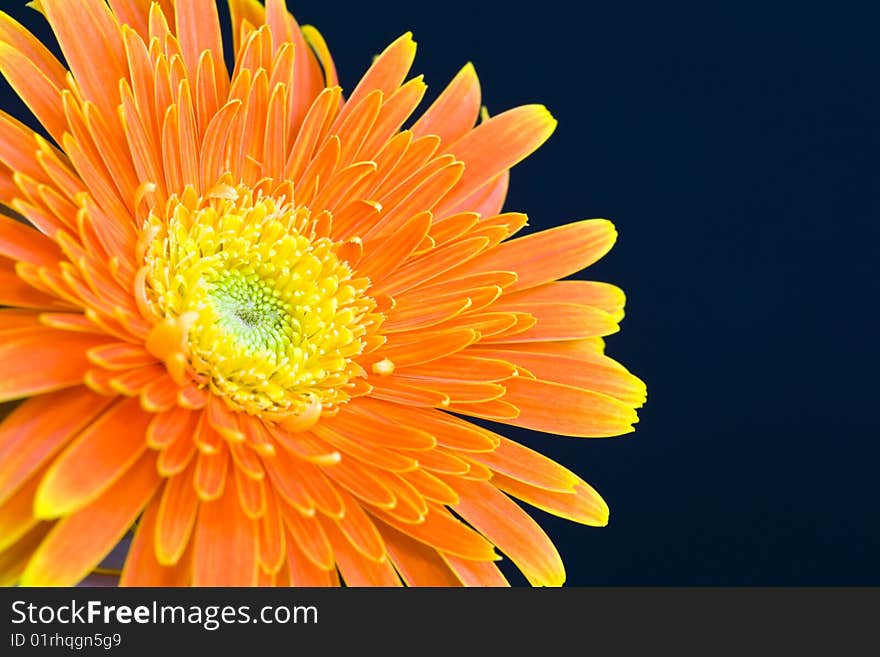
[142,185,377,419]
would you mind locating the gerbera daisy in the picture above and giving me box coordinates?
[0,0,646,587]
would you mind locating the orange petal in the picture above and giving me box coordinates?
[502,280,626,319]
[20,451,160,586]
[397,353,517,386]
[441,169,509,219]
[0,214,63,265]
[410,448,472,476]
[0,462,48,553]
[326,401,437,451]
[357,76,427,159]
[442,398,521,422]
[379,473,428,524]
[146,405,197,449]
[0,261,71,309]
[376,328,478,368]
[194,441,230,501]
[257,487,285,574]
[373,235,489,296]
[482,303,619,342]
[284,86,342,182]
[332,488,387,562]
[320,456,396,509]
[174,0,226,99]
[319,515,401,587]
[0,14,67,140]
[155,460,199,566]
[380,520,462,586]
[496,474,609,527]
[369,503,497,561]
[357,211,432,286]
[119,493,182,586]
[40,0,128,124]
[191,461,258,586]
[86,342,158,370]
[0,387,111,505]
[0,328,107,402]
[284,524,338,586]
[35,396,151,518]
[312,422,419,473]
[411,62,481,144]
[453,477,565,587]
[337,32,416,126]
[475,347,647,407]
[0,523,52,587]
[437,105,556,212]
[261,447,318,515]
[234,462,265,518]
[140,373,182,412]
[500,377,639,437]
[400,468,460,506]
[279,501,334,571]
[264,0,324,131]
[369,377,450,407]
[443,554,510,587]
[455,219,618,293]
[155,411,199,476]
[464,437,578,492]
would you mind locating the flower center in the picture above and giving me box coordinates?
[141,185,375,421]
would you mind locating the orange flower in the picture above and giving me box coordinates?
[0,0,646,587]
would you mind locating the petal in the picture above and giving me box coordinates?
[257,487,285,573]
[0,387,112,504]
[0,213,64,265]
[319,515,402,587]
[0,327,107,402]
[191,460,258,586]
[502,280,627,319]
[278,501,333,571]
[174,0,226,97]
[332,488,387,563]
[0,523,52,587]
[337,32,416,126]
[40,0,127,118]
[0,462,48,553]
[284,525,338,586]
[443,554,510,587]
[35,396,151,518]
[380,520,462,586]
[475,347,647,407]
[20,451,160,586]
[154,460,199,566]
[0,261,72,310]
[411,63,481,144]
[496,475,609,527]
[119,493,183,586]
[437,105,556,212]
[455,219,618,293]
[482,303,619,341]
[369,503,497,561]
[499,377,639,437]
[441,170,509,219]
[453,477,565,587]
[464,437,579,492]
[193,441,230,501]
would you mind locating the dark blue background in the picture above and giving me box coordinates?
[2,1,877,585]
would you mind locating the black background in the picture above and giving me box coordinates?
[1,1,878,586]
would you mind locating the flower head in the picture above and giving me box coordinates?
[0,0,645,586]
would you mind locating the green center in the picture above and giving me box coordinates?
[207,270,297,354]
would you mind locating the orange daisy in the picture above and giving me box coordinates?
[0,0,646,587]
